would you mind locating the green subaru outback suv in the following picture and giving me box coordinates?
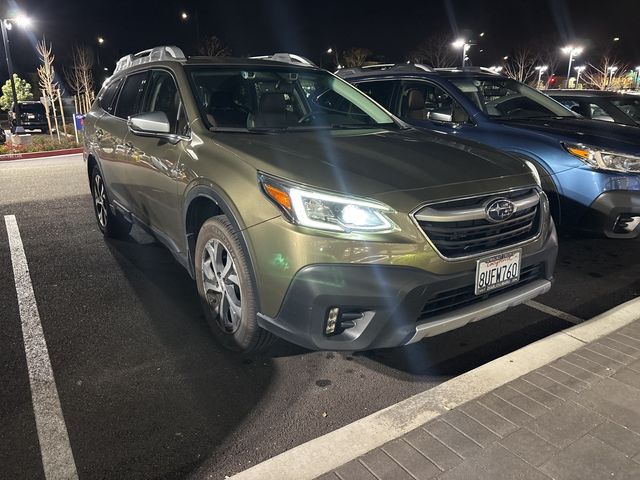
[84,47,557,353]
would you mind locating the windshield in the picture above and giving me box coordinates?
[449,77,574,119]
[17,103,45,114]
[188,66,397,131]
[610,97,640,122]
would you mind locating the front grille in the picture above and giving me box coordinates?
[418,263,543,321]
[414,188,541,258]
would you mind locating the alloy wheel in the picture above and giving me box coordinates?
[93,174,108,228]
[201,238,242,334]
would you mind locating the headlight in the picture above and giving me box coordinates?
[259,173,396,233]
[523,160,542,187]
[563,143,640,173]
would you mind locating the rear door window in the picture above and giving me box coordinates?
[114,71,148,120]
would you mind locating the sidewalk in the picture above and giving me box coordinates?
[320,318,640,480]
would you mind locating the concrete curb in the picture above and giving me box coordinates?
[229,296,640,480]
[0,148,83,161]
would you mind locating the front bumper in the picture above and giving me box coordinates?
[581,191,640,238]
[257,223,558,351]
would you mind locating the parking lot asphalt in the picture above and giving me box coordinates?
[1,154,639,479]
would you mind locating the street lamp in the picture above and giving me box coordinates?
[562,45,584,88]
[574,66,586,87]
[180,11,189,20]
[326,47,341,69]
[607,66,618,90]
[96,37,105,68]
[534,65,548,88]
[1,13,32,134]
[452,38,471,67]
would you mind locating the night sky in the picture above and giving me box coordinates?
[3,0,640,82]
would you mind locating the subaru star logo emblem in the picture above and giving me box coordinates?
[485,198,516,222]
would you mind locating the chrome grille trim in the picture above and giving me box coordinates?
[414,190,539,222]
[411,187,544,261]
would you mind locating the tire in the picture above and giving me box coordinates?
[194,216,275,353]
[90,166,132,238]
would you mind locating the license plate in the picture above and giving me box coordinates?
[475,249,521,295]
[27,114,35,119]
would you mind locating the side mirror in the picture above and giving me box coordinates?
[128,111,171,136]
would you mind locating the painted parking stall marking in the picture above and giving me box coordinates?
[525,299,584,325]
[4,215,79,480]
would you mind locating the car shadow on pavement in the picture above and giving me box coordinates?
[90,227,275,479]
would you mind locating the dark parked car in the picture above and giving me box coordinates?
[546,90,640,127]
[10,101,49,133]
[83,47,557,353]
[340,65,640,238]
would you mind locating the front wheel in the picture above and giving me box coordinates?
[194,216,275,353]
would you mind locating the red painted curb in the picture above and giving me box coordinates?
[0,148,84,161]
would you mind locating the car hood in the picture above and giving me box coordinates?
[495,117,640,154]
[213,128,531,201]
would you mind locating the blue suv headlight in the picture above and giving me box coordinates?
[563,143,640,174]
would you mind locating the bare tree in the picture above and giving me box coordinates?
[408,34,457,67]
[64,45,95,114]
[582,56,627,90]
[342,47,372,68]
[36,37,60,141]
[199,35,231,57]
[503,48,539,84]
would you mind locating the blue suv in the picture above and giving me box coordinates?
[339,65,640,238]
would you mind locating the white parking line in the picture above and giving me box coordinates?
[4,215,79,480]
[524,300,583,324]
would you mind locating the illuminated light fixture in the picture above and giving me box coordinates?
[451,38,466,49]
[503,55,509,60]
[180,11,188,20]
[14,14,32,28]
[98,37,105,44]
[613,37,620,42]
[480,32,485,37]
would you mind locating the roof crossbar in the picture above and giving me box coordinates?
[114,46,186,74]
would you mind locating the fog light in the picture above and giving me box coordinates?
[614,214,640,234]
[325,307,340,335]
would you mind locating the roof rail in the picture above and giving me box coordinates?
[335,63,433,78]
[114,46,186,74]
[248,53,316,67]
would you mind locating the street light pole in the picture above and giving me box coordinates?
[607,66,618,90]
[1,19,20,131]
[535,65,548,89]
[574,66,585,88]
[562,46,583,88]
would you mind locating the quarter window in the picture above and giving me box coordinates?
[98,77,123,115]
[114,71,148,120]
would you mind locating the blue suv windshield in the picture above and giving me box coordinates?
[449,77,574,120]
